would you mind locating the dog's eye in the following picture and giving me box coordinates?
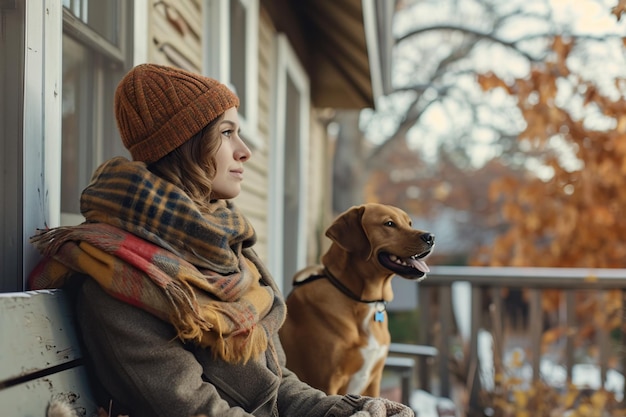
[384,221,396,227]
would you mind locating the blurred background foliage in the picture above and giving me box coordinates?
[332,0,626,269]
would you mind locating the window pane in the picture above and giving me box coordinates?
[62,35,95,214]
[63,0,120,46]
[230,0,247,119]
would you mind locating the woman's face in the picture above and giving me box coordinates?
[211,107,251,199]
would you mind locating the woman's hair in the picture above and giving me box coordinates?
[148,114,224,213]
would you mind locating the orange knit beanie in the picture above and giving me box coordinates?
[114,63,239,164]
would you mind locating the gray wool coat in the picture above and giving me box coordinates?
[76,279,369,417]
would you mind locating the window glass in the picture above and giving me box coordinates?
[61,35,95,214]
[63,0,120,46]
[61,0,129,224]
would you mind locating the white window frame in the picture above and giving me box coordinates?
[202,0,261,149]
[59,1,136,226]
[20,0,63,288]
[268,34,310,293]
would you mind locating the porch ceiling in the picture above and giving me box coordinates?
[262,0,393,110]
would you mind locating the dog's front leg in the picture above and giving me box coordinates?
[360,358,386,397]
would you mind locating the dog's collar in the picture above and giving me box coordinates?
[292,269,388,322]
[293,268,388,304]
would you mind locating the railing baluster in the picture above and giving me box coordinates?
[529,288,542,382]
[418,284,432,392]
[439,285,452,399]
[622,289,626,407]
[467,284,482,411]
[490,287,504,384]
[565,290,575,384]
[598,291,609,389]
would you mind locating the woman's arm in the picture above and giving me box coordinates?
[277,365,368,417]
[76,279,255,417]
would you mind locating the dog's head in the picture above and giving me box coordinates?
[325,203,435,281]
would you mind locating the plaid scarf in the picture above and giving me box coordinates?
[30,157,285,364]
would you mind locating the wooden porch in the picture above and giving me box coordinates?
[384,266,626,416]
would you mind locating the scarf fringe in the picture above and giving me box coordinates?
[212,325,269,364]
[165,278,267,363]
[31,225,127,257]
[30,227,76,256]
[165,281,214,339]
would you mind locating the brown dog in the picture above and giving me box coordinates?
[279,203,434,397]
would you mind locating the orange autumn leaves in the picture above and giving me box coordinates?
[613,0,626,21]
[475,36,626,269]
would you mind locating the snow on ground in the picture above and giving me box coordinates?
[411,389,458,417]
[477,330,624,401]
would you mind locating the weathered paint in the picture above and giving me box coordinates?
[0,290,81,382]
[0,367,96,417]
[0,290,97,415]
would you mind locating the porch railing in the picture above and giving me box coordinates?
[414,266,626,410]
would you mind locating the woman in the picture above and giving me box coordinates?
[30,64,413,417]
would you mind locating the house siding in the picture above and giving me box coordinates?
[148,0,203,73]
[144,0,328,269]
[241,9,277,263]
[143,0,272,261]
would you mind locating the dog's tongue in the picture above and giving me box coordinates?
[409,258,430,273]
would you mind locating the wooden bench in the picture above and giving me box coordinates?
[0,290,99,416]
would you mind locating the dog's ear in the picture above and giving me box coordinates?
[325,205,372,257]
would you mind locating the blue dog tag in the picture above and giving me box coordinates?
[374,311,385,322]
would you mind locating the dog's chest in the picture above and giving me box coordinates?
[346,304,389,394]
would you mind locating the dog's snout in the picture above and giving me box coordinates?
[421,233,435,246]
